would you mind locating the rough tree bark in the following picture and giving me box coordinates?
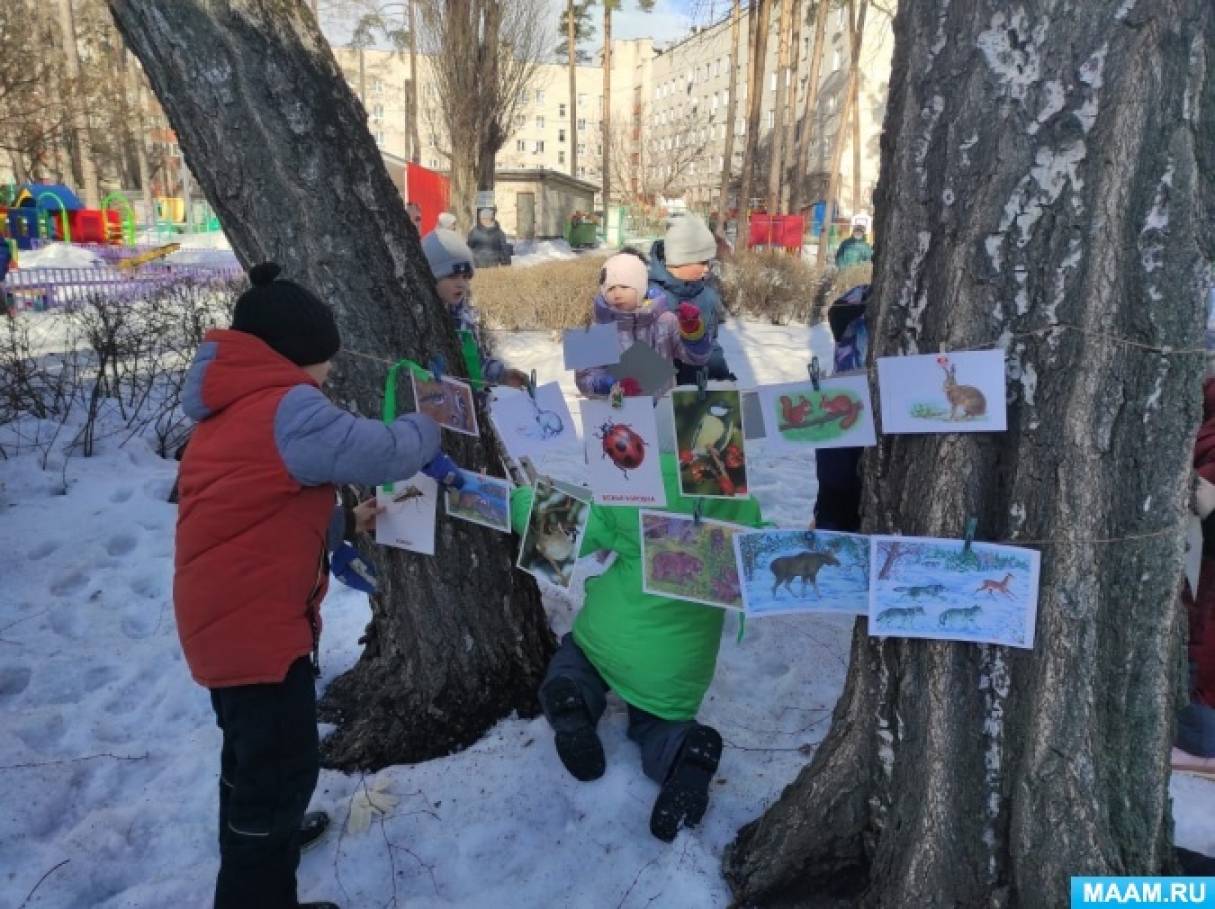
[725,2,1214,906]
[107,0,554,772]
[739,0,772,213]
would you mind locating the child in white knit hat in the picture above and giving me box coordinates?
[575,250,711,399]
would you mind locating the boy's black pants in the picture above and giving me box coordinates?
[210,656,319,909]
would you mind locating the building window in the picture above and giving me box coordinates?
[520,89,529,104]
[769,72,777,91]
[517,139,526,151]
[577,118,587,130]
[558,150,566,165]
[833,48,843,71]
[536,115,545,129]
[558,128,566,142]
[534,140,545,153]
[578,93,587,106]
[536,90,545,103]
[559,103,567,117]
[372,104,384,119]
[372,79,383,95]
[515,113,526,127]
[767,109,775,128]
[374,130,384,144]
[577,143,586,155]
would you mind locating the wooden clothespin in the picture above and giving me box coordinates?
[692,498,704,525]
[519,456,540,486]
[696,367,708,401]
[808,356,821,392]
[429,354,446,382]
[609,382,625,409]
[526,369,537,401]
[961,516,978,556]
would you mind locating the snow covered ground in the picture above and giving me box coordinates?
[1,318,1213,908]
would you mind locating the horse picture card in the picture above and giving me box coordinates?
[734,529,870,616]
[755,375,877,452]
[876,349,1007,434]
[868,535,1041,649]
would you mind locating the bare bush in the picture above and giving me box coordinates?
[472,255,608,331]
[720,253,874,326]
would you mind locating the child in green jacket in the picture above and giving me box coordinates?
[510,453,762,841]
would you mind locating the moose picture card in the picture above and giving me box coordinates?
[755,376,877,452]
[868,535,1041,649]
[734,529,870,616]
[581,397,666,507]
[876,349,1007,434]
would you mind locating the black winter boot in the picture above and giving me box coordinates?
[300,811,330,852]
[299,903,340,908]
[650,725,722,842]
[541,677,605,782]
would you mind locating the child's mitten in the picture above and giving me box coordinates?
[590,372,617,396]
[421,452,465,488]
[331,542,378,593]
[617,377,643,397]
[676,302,706,341]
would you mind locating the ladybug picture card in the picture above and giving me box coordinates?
[755,375,877,452]
[671,386,749,498]
[581,397,666,507]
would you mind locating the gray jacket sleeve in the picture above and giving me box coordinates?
[274,385,443,487]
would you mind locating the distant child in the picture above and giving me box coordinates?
[175,262,462,909]
[575,251,710,399]
[422,228,528,388]
[648,215,734,385]
[512,454,762,841]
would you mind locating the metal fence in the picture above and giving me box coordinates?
[3,265,243,309]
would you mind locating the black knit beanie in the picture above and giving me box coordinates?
[231,262,341,366]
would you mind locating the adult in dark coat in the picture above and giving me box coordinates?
[467,208,512,268]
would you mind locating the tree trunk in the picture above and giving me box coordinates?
[781,0,802,213]
[408,0,421,163]
[107,0,555,772]
[716,0,742,219]
[849,6,863,215]
[602,3,612,216]
[58,0,101,208]
[568,0,579,178]
[814,0,865,267]
[792,0,828,213]
[766,0,793,215]
[724,2,1214,905]
[131,66,155,228]
[740,0,771,215]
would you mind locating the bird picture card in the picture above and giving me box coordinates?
[868,536,1041,649]
[411,373,479,436]
[375,474,439,556]
[488,384,580,468]
[734,529,870,617]
[581,397,666,507]
[756,376,877,451]
[876,350,1007,434]
[444,469,512,533]
[608,342,675,397]
[563,323,621,370]
[640,510,748,610]
[517,478,592,589]
[671,386,748,498]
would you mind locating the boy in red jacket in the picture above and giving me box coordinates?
[175,263,460,909]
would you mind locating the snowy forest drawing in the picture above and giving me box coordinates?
[735,530,869,616]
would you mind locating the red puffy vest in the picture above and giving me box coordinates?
[174,330,334,688]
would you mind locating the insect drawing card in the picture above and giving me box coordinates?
[445,469,512,533]
[639,510,748,610]
[488,384,578,467]
[411,373,479,436]
[581,397,666,507]
[868,535,1040,648]
[734,529,870,616]
[671,386,748,499]
[756,376,877,452]
[375,474,439,556]
[876,349,1007,434]
[516,478,592,589]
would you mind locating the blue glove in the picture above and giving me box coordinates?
[421,452,465,489]
[591,373,616,396]
[331,542,377,593]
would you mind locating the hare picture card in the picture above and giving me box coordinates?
[581,397,666,507]
[563,323,621,370]
[876,350,1007,434]
[375,473,439,556]
[756,375,877,451]
[607,342,675,397]
[488,384,579,467]
[411,373,479,436]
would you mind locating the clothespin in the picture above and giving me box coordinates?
[526,369,538,401]
[519,456,540,485]
[696,367,708,401]
[808,356,821,392]
[429,354,446,382]
[609,382,625,409]
[961,516,978,556]
[692,498,704,525]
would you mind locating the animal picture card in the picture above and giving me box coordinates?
[640,510,748,610]
[411,372,479,436]
[516,478,592,589]
[563,323,620,370]
[868,535,1041,649]
[444,469,512,533]
[608,342,676,397]
[876,350,1007,434]
[488,384,579,466]
[581,397,666,507]
[671,387,748,498]
[375,474,439,556]
[735,529,870,617]
[756,376,877,452]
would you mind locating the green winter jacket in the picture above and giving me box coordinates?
[510,453,763,721]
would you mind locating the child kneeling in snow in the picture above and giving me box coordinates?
[511,454,762,841]
[421,228,529,388]
[575,251,712,399]
[175,263,461,909]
